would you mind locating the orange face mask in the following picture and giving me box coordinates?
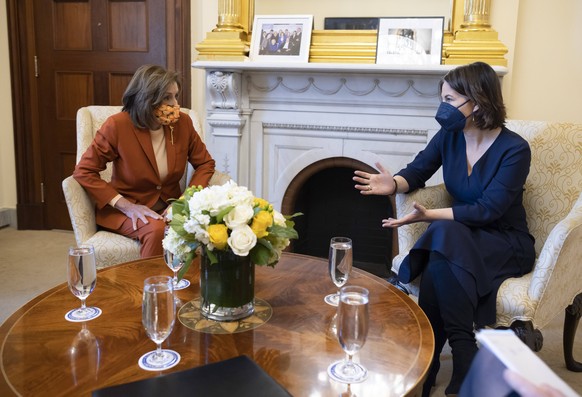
[154,104,180,125]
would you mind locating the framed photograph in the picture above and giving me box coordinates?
[250,15,313,63]
[375,17,444,65]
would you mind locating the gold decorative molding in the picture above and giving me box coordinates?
[309,30,377,64]
[195,0,251,61]
[443,0,508,65]
[196,31,249,61]
[195,0,508,66]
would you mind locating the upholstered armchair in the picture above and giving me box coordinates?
[62,106,230,269]
[391,120,582,371]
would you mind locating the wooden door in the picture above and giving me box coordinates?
[8,0,190,230]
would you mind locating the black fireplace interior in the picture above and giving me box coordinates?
[291,166,393,278]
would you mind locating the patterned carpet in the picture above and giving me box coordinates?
[0,227,580,395]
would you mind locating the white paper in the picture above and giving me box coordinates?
[476,329,579,397]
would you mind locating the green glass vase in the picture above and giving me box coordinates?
[199,248,255,321]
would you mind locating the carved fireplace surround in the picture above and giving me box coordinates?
[194,62,507,212]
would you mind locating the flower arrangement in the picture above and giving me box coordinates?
[162,181,300,277]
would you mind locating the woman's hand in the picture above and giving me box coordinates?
[115,198,163,230]
[381,202,427,228]
[503,369,566,397]
[353,162,396,195]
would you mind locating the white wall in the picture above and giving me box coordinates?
[2,0,581,219]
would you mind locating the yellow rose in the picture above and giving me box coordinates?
[251,210,273,239]
[207,224,228,250]
[253,198,272,211]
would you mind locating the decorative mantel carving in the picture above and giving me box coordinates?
[208,71,241,109]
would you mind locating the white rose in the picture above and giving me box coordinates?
[273,210,286,227]
[227,225,257,256]
[229,185,254,206]
[224,204,254,229]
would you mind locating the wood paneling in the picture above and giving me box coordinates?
[55,72,94,120]
[53,1,92,50]
[108,1,147,51]
[108,73,133,105]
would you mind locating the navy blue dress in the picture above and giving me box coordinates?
[397,126,536,326]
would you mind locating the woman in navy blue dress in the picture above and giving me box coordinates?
[353,62,535,396]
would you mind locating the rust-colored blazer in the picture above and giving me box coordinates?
[73,111,215,231]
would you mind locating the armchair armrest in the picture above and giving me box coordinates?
[495,193,582,329]
[390,184,453,294]
[391,184,453,271]
[62,176,98,246]
[528,193,582,326]
[209,170,232,186]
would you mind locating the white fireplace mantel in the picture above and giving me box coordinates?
[193,61,507,210]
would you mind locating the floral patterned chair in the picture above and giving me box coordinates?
[391,120,582,371]
[62,106,230,269]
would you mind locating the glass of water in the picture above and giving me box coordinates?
[328,285,370,384]
[324,237,353,306]
[138,276,180,371]
[65,245,102,322]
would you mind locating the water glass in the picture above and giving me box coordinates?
[328,285,369,383]
[324,237,353,306]
[138,276,181,371]
[65,245,101,322]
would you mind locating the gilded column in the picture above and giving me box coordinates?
[195,0,254,61]
[444,0,508,66]
[462,0,491,29]
[215,0,244,32]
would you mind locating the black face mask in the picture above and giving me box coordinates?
[435,99,470,132]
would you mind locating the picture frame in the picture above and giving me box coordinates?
[250,15,314,63]
[375,17,444,65]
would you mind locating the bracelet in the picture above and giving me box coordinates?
[389,177,398,196]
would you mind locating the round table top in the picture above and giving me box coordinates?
[0,252,433,396]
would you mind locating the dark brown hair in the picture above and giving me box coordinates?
[439,61,506,130]
[122,64,181,130]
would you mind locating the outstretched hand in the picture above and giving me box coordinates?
[381,201,427,228]
[353,162,396,196]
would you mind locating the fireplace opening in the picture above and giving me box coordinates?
[282,159,396,279]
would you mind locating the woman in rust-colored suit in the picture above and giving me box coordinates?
[74,65,215,258]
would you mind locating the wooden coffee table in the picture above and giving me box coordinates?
[0,253,433,396]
